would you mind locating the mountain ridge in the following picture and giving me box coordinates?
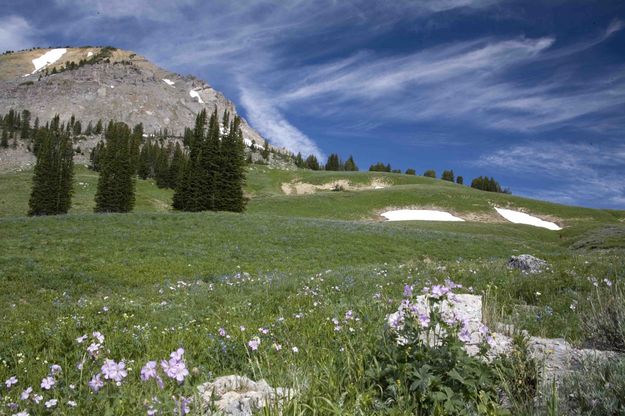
[0,46,268,147]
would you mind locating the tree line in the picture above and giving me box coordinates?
[22,108,247,216]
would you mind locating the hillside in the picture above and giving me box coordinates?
[0,47,265,144]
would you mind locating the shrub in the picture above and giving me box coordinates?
[365,282,506,414]
[581,278,625,352]
[560,356,625,415]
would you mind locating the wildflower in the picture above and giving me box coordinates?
[478,324,489,335]
[239,325,246,332]
[570,301,577,311]
[259,327,269,335]
[272,343,282,351]
[174,395,191,415]
[170,348,185,361]
[87,342,101,358]
[161,358,189,383]
[418,313,430,328]
[247,337,261,351]
[218,328,227,337]
[486,335,497,348]
[344,310,353,320]
[292,346,299,353]
[32,394,43,404]
[5,376,18,388]
[40,376,55,390]
[388,311,404,330]
[76,334,88,344]
[430,285,449,298]
[14,411,29,416]
[604,278,613,287]
[403,284,413,297]
[101,359,127,383]
[89,373,104,392]
[458,325,472,343]
[141,361,158,381]
[535,291,541,296]
[92,331,105,343]
[49,364,62,375]
[20,387,32,400]
[68,400,77,407]
[45,399,58,408]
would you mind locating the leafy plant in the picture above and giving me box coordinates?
[366,283,507,415]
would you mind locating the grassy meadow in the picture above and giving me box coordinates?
[1,165,624,414]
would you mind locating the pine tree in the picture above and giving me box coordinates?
[217,116,247,212]
[325,153,342,171]
[261,140,270,160]
[294,152,304,168]
[344,155,358,171]
[28,117,74,215]
[1,129,8,148]
[20,109,31,139]
[305,155,320,170]
[168,143,186,189]
[441,170,455,182]
[424,169,436,178]
[456,176,464,185]
[94,122,136,213]
[405,168,416,175]
[94,119,103,135]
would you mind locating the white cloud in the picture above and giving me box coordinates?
[0,15,35,52]
[477,141,625,208]
[239,84,324,158]
[53,0,197,21]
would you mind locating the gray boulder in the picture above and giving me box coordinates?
[507,254,548,273]
[198,375,295,416]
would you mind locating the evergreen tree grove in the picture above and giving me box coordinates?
[28,116,74,216]
[94,122,136,213]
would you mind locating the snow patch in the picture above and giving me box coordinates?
[31,48,67,74]
[162,78,175,87]
[243,138,253,147]
[87,51,93,58]
[381,210,465,222]
[495,207,561,230]
[189,90,205,104]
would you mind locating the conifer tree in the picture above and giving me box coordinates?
[424,169,436,178]
[305,155,320,170]
[169,143,186,189]
[405,168,416,175]
[325,153,342,171]
[28,116,74,215]
[344,155,358,171]
[294,152,304,168]
[441,170,455,182]
[456,176,464,185]
[94,122,136,213]
[217,116,246,212]
[1,129,8,148]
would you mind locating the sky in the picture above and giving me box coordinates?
[1,0,624,209]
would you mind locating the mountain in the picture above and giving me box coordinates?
[0,46,265,145]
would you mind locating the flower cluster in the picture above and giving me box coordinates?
[140,348,189,387]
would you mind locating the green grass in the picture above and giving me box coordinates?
[1,166,624,414]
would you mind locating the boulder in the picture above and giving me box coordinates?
[507,254,548,273]
[198,375,295,416]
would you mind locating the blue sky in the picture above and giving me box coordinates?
[1,0,624,208]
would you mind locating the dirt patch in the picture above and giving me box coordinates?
[281,178,389,195]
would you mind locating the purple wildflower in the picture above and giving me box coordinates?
[161,358,189,383]
[5,376,18,388]
[101,359,127,383]
[459,325,472,343]
[45,399,58,408]
[403,284,413,297]
[141,361,158,381]
[170,348,184,361]
[49,364,62,375]
[218,327,227,337]
[92,331,105,343]
[174,395,191,415]
[20,387,32,400]
[89,373,104,392]
[40,376,55,390]
[247,337,261,351]
[76,334,88,344]
[418,313,430,328]
[388,311,404,330]
[32,394,43,404]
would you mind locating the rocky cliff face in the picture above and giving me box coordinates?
[0,47,266,146]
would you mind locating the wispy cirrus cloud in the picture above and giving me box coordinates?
[476,141,625,207]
